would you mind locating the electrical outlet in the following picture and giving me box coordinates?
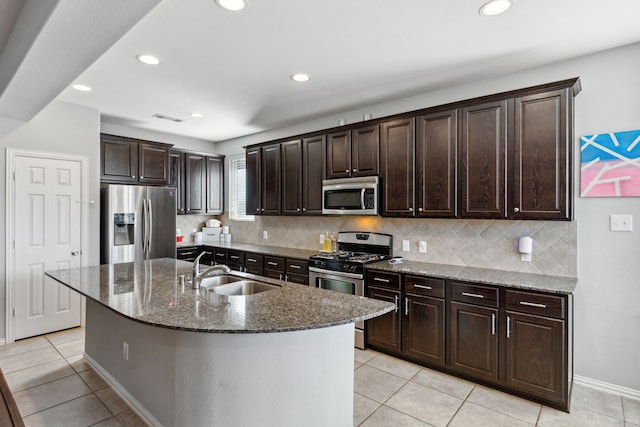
[402,240,410,252]
[520,253,532,262]
[419,241,427,253]
[263,230,268,239]
[123,342,129,361]
[610,214,633,231]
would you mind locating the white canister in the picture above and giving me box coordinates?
[224,233,232,243]
[222,225,230,235]
[193,231,203,244]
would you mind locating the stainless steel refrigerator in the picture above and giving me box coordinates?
[100,185,176,264]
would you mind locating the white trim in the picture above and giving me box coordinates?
[0,339,5,346]
[5,148,90,344]
[83,353,162,427]
[574,375,640,400]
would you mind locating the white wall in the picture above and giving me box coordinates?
[0,100,101,337]
[216,43,640,391]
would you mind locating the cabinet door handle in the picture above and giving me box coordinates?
[261,208,265,211]
[302,208,307,212]
[404,297,409,316]
[491,314,496,335]
[514,207,520,213]
[413,284,432,290]
[345,169,350,173]
[296,208,300,212]
[374,277,390,283]
[267,261,278,266]
[352,168,357,172]
[284,275,289,281]
[462,292,484,299]
[279,274,283,280]
[247,258,257,262]
[519,301,547,308]
[418,207,423,212]
[216,252,225,256]
[506,315,511,338]
[394,295,399,313]
[408,207,413,212]
[230,255,239,259]
[289,265,301,269]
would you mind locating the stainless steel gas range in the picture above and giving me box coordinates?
[309,231,393,349]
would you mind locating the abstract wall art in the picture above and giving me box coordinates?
[580,129,640,197]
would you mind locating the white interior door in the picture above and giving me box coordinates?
[12,154,82,340]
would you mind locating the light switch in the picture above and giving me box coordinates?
[402,240,410,252]
[610,214,633,232]
[419,241,427,253]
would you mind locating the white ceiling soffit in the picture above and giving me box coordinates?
[0,0,161,121]
[54,0,640,142]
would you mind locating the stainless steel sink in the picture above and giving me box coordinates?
[212,280,280,296]
[199,275,243,288]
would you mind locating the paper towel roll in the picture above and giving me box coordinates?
[222,226,230,234]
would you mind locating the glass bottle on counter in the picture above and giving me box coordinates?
[330,232,337,252]
[323,231,332,252]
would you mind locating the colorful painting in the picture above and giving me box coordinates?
[580,129,640,197]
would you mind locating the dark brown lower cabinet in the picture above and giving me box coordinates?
[366,286,401,353]
[403,294,445,366]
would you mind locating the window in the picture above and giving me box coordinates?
[229,154,254,221]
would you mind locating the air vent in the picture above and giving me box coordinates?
[152,113,184,123]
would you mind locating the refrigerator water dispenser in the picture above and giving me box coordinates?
[114,213,135,246]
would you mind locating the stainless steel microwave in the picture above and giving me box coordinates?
[322,176,379,215]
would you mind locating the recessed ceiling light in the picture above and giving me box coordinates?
[190,113,204,118]
[479,0,512,16]
[291,73,311,82]
[72,84,92,92]
[137,54,161,65]
[216,0,246,11]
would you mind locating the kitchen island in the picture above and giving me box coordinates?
[45,258,394,427]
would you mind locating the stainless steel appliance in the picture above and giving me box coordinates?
[309,231,392,349]
[322,176,379,215]
[100,184,177,264]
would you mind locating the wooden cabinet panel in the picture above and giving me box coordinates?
[327,130,351,179]
[450,301,499,382]
[450,282,499,308]
[206,156,224,214]
[366,287,401,353]
[403,294,445,366]
[302,135,325,215]
[213,248,227,264]
[416,110,457,217]
[505,289,565,319]
[281,140,303,215]
[380,117,415,217]
[170,151,185,214]
[405,275,445,298]
[352,125,379,177]
[513,89,571,220]
[244,252,264,275]
[366,270,401,290]
[459,100,507,218]
[246,147,261,215]
[185,153,206,214]
[138,143,170,185]
[101,137,138,183]
[261,144,281,215]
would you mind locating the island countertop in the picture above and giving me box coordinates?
[45,258,394,333]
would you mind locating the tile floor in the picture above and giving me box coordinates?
[0,327,638,427]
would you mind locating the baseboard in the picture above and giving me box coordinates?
[83,353,163,427]
[0,339,6,346]
[574,375,640,400]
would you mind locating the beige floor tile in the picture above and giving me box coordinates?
[354,365,408,403]
[13,374,92,416]
[45,327,85,345]
[467,385,541,424]
[627,422,640,427]
[66,354,92,373]
[96,387,129,415]
[79,368,109,392]
[366,354,421,380]
[449,401,535,427]
[354,348,378,364]
[411,367,475,399]
[538,405,625,427]
[54,338,85,358]
[0,346,62,374]
[571,383,624,419]
[386,381,463,427]
[22,394,111,427]
[91,417,123,427]
[115,409,150,426]
[624,397,640,425]
[5,358,75,392]
[0,336,50,359]
[354,392,381,426]
[354,361,363,370]
[359,405,430,427]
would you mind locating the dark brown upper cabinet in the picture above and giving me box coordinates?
[459,100,508,219]
[281,140,303,215]
[206,156,224,215]
[327,125,379,179]
[101,134,171,185]
[169,151,185,214]
[302,135,326,215]
[245,147,261,215]
[261,143,281,215]
[380,118,415,217]
[416,110,457,218]
[512,89,571,220]
[172,150,224,215]
[185,153,206,214]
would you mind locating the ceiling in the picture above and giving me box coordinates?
[2,0,640,142]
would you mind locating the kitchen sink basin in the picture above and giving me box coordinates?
[199,275,243,288]
[212,280,280,296]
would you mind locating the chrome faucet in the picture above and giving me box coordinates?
[192,252,231,289]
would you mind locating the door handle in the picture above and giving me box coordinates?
[71,250,80,256]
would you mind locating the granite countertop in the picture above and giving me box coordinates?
[367,260,577,294]
[45,258,394,333]
[177,240,318,260]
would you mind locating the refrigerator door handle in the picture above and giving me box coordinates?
[147,198,153,257]
[143,198,149,256]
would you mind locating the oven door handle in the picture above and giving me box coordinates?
[308,266,364,280]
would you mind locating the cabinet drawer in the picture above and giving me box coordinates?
[366,270,401,290]
[451,282,498,307]
[286,273,309,285]
[177,247,199,261]
[265,256,285,272]
[245,253,264,267]
[405,275,445,298]
[505,290,565,319]
[213,249,227,262]
[227,250,244,264]
[286,258,308,274]
[263,270,284,281]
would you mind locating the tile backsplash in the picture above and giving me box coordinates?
[214,213,577,277]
